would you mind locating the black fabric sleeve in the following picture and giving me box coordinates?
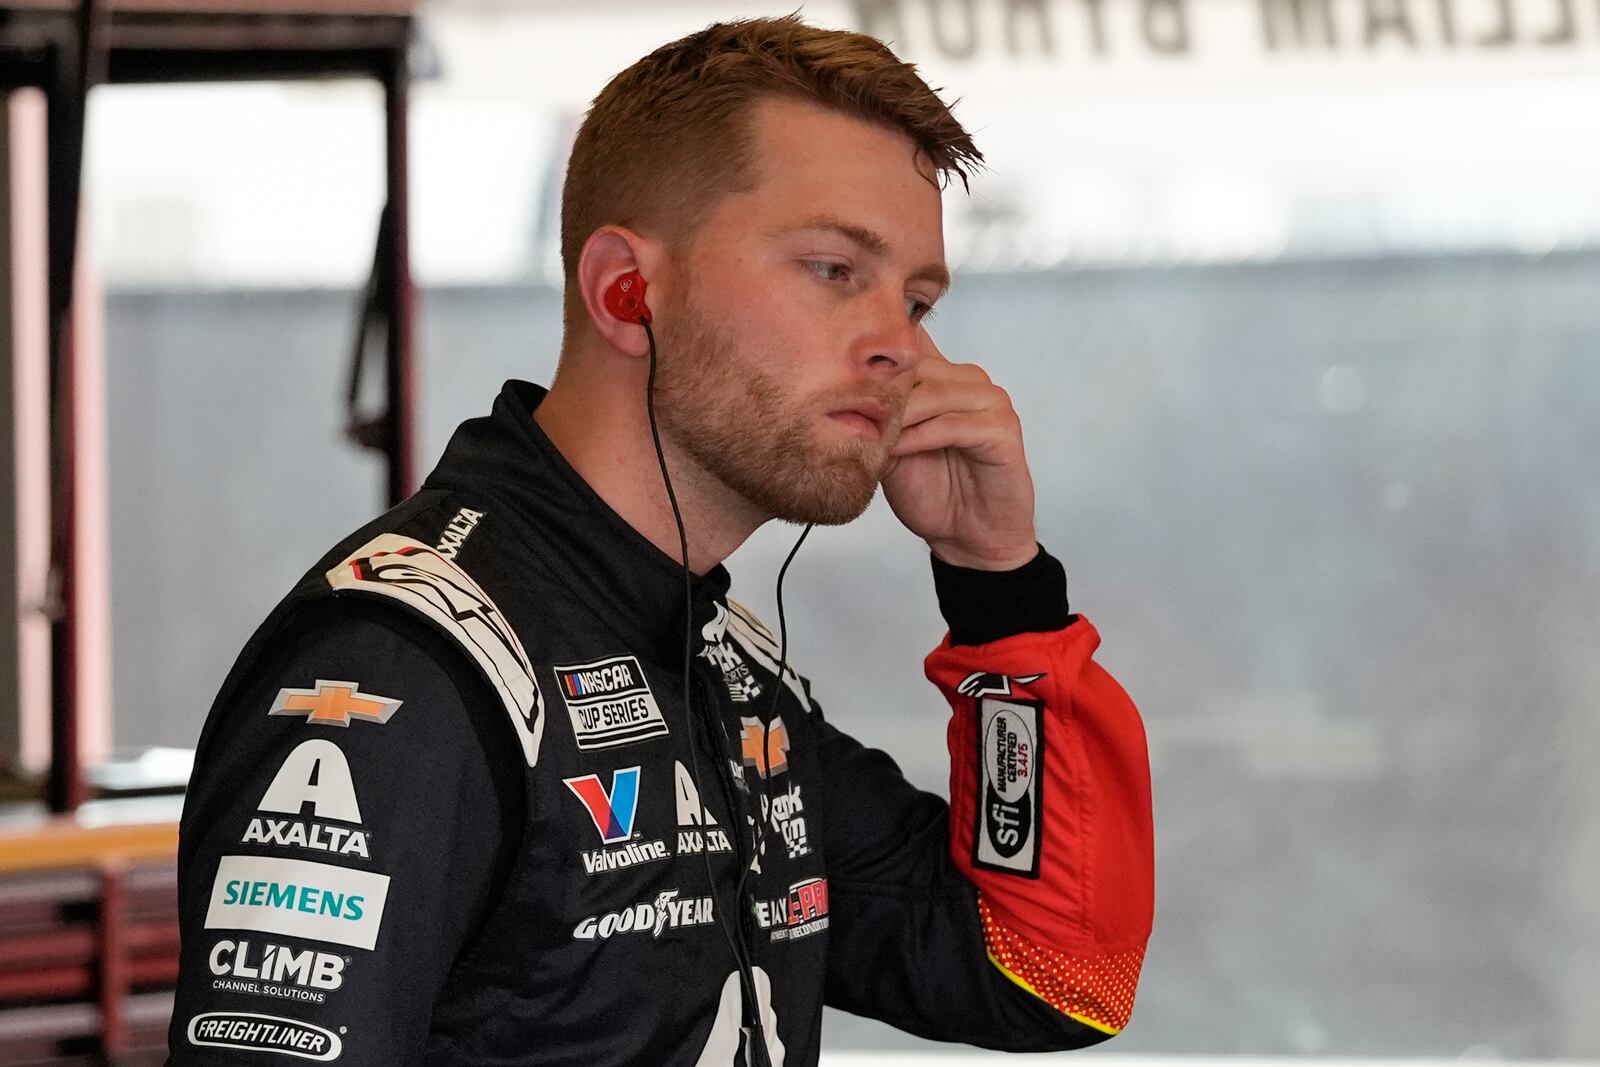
[930,546,1073,647]
[811,711,1109,1051]
[166,598,524,1066]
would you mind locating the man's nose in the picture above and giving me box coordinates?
[857,292,925,375]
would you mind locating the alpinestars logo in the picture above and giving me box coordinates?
[327,535,544,769]
[956,672,1046,700]
[572,890,716,941]
[564,767,668,875]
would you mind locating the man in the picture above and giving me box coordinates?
[168,16,1153,1066]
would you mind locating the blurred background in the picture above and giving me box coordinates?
[1,0,1598,1062]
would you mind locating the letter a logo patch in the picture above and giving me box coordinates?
[564,767,641,845]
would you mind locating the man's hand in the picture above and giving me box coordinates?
[881,331,1038,571]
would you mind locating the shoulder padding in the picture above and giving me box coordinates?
[325,533,545,767]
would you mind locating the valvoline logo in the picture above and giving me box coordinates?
[564,767,640,844]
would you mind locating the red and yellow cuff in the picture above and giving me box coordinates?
[978,895,1145,1035]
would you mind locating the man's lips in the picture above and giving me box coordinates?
[825,402,888,436]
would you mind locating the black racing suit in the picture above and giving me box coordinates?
[167,380,1154,1065]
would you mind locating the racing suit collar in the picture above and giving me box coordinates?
[423,379,732,663]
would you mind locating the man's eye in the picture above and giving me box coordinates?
[803,260,852,283]
[907,298,938,324]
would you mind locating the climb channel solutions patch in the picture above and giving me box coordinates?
[554,654,669,750]
[974,698,1043,877]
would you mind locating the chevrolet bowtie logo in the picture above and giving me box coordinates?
[739,717,790,778]
[268,680,403,727]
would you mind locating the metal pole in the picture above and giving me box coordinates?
[382,43,416,505]
[46,0,103,814]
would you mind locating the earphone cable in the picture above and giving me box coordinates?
[736,521,811,907]
[643,317,772,1067]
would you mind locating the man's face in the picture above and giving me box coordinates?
[653,98,949,526]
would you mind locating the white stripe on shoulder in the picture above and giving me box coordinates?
[725,598,776,646]
[723,601,809,710]
[325,533,545,767]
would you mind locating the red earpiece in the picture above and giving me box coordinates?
[604,271,653,324]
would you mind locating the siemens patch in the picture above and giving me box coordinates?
[205,855,391,951]
[974,698,1044,878]
[554,654,668,750]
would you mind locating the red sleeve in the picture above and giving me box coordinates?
[925,617,1154,1035]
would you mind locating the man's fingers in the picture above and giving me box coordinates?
[900,368,1007,429]
[890,409,1019,463]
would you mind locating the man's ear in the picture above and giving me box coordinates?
[575,226,662,358]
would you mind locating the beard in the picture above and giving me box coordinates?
[651,292,900,527]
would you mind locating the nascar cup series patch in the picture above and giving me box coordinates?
[974,698,1044,878]
[554,654,669,750]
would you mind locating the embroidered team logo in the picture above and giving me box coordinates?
[268,681,401,727]
[700,604,763,703]
[564,767,641,845]
[740,717,790,778]
[956,672,1045,700]
[555,655,669,750]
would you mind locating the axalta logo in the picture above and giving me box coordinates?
[753,877,830,943]
[259,740,361,823]
[555,654,669,750]
[269,681,401,727]
[205,855,390,951]
[187,1011,341,1061]
[434,506,484,560]
[209,939,345,1004]
[572,889,716,941]
[674,761,731,856]
[974,698,1043,878]
[248,740,371,861]
[243,819,369,859]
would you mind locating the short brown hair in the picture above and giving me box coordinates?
[559,15,981,322]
